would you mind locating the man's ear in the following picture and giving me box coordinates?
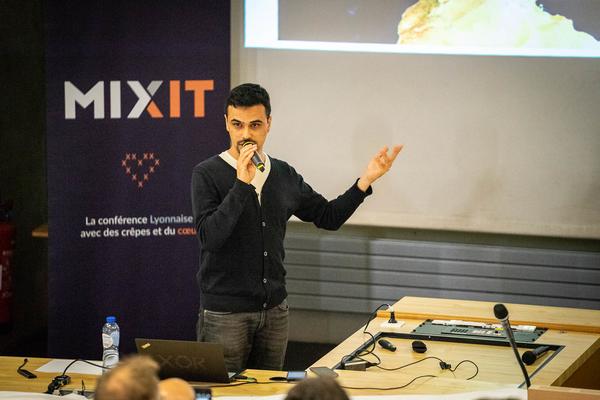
[224,114,228,130]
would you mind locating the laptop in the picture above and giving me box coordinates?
[135,338,239,383]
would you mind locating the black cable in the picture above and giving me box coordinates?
[375,356,444,371]
[349,352,381,367]
[45,359,108,394]
[339,357,479,390]
[341,374,437,391]
[339,303,391,367]
[335,303,480,390]
[61,358,108,376]
[18,359,28,370]
[375,355,479,380]
[449,359,479,380]
[358,303,391,357]
[17,358,37,379]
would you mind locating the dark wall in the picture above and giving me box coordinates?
[0,0,48,354]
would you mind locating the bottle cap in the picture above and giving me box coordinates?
[106,316,116,324]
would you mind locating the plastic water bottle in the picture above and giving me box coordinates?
[102,316,120,371]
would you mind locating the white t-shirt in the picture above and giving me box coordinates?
[219,150,271,204]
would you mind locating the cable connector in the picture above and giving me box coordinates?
[439,361,452,370]
[342,360,370,371]
[46,375,71,394]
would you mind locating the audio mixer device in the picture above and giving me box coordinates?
[413,319,546,343]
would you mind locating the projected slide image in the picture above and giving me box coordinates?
[396,0,600,50]
[247,0,600,57]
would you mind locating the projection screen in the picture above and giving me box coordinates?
[237,0,600,239]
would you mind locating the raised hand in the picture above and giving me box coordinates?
[357,145,403,192]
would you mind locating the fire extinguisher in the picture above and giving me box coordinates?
[0,198,15,330]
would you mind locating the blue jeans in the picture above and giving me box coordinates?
[196,299,289,372]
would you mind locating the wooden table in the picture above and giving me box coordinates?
[310,296,600,394]
[0,356,522,397]
[0,357,293,395]
[2,297,599,398]
[0,356,98,393]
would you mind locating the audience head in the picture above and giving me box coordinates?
[159,378,195,400]
[95,355,160,400]
[95,355,195,400]
[285,376,349,400]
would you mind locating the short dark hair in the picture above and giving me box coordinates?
[95,355,160,400]
[225,83,271,117]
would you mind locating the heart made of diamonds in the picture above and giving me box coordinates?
[121,152,160,189]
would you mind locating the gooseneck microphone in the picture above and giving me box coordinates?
[377,339,396,352]
[522,345,550,366]
[242,141,265,172]
[493,303,531,388]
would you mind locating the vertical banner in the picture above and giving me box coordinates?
[45,2,230,358]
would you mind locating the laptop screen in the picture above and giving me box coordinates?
[135,338,236,383]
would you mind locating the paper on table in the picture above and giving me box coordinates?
[35,359,104,375]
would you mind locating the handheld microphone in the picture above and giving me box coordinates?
[522,345,550,365]
[241,141,265,172]
[378,339,396,352]
[494,303,531,388]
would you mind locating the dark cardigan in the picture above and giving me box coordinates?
[191,155,371,312]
